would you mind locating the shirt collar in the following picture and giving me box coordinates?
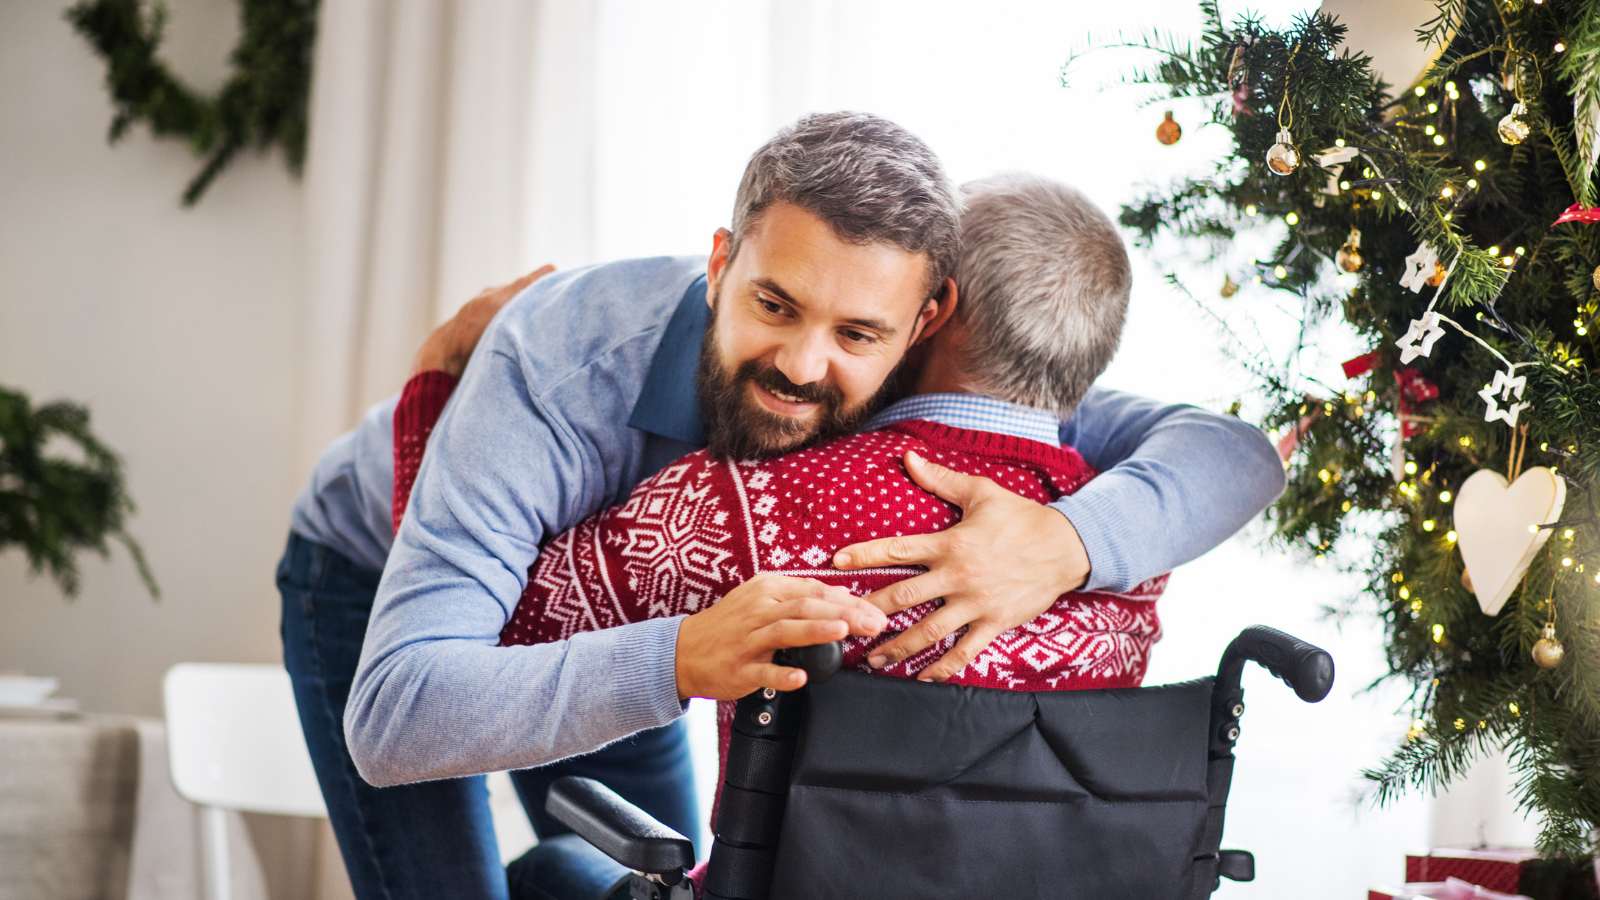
[866,393,1062,447]
[627,276,709,445]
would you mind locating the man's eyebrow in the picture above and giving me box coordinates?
[750,277,898,337]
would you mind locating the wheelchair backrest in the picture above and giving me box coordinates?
[706,670,1229,900]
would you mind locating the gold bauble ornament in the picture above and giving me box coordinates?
[1157,111,1182,145]
[1266,128,1300,176]
[1498,102,1531,145]
[1592,264,1600,293]
[1531,623,1564,669]
[1337,229,1363,273]
[1220,275,1239,298]
[1425,265,1447,288]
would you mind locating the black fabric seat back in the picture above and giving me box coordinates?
[765,671,1218,900]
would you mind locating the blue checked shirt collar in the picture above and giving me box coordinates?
[866,393,1061,447]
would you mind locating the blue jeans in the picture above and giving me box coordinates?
[277,533,697,900]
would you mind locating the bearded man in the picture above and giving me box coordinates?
[302,111,1282,898]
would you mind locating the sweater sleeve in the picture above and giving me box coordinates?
[1053,387,1286,593]
[392,370,460,536]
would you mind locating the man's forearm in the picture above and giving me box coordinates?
[1055,389,1285,592]
[345,609,686,786]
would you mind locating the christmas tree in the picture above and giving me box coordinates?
[1101,0,1600,863]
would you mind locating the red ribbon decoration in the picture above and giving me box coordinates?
[1395,368,1439,437]
[1553,202,1600,225]
[1342,350,1379,379]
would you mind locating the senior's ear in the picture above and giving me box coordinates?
[706,228,733,308]
[911,277,960,346]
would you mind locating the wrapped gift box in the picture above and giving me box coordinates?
[1370,877,1530,900]
[1408,849,1540,894]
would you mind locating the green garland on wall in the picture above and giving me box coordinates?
[66,0,318,205]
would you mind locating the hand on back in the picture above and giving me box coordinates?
[412,264,556,377]
[833,451,1091,683]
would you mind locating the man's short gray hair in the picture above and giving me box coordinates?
[731,112,961,295]
[953,173,1130,419]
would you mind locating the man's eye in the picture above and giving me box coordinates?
[759,298,785,315]
[842,329,875,344]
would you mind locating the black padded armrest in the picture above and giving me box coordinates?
[545,776,695,877]
[1217,625,1334,702]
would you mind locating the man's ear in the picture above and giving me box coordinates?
[910,277,960,347]
[706,228,733,309]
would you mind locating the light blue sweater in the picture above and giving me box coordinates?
[327,256,1285,786]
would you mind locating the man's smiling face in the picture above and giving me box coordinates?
[699,200,946,460]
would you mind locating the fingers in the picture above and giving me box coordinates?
[757,617,850,650]
[915,619,1005,683]
[746,663,807,692]
[509,263,556,292]
[859,569,957,615]
[866,601,977,670]
[833,531,943,571]
[902,450,986,508]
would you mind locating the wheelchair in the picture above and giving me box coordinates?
[547,625,1334,900]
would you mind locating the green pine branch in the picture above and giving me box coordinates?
[0,386,158,599]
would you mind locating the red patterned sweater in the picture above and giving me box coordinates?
[391,372,1166,816]
[390,371,1164,691]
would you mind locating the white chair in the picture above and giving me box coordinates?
[164,663,327,900]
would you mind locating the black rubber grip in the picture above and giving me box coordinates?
[774,641,841,685]
[1218,625,1335,702]
[713,783,786,846]
[704,838,776,900]
[722,735,795,794]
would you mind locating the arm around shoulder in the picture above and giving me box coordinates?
[1053,387,1286,592]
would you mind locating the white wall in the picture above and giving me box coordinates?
[0,4,333,897]
[0,0,301,717]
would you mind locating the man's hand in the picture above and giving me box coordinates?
[412,264,556,377]
[675,573,887,701]
[832,450,1090,683]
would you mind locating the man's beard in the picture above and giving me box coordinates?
[696,301,898,461]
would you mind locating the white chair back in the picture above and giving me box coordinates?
[163,663,326,817]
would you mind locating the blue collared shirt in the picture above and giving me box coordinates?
[331,255,1285,785]
[867,393,1062,447]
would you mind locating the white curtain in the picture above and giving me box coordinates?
[295,0,603,473]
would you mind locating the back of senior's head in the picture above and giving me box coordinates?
[952,173,1130,418]
[731,112,962,295]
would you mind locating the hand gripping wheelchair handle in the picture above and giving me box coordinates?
[1217,625,1335,702]
[774,640,842,685]
[544,775,695,881]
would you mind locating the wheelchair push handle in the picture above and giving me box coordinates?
[774,640,842,686]
[1218,625,1334,702]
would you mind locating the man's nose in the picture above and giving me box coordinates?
[773,329,830,388]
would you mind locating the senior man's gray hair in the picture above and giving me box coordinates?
[952,173,1130,419]
[731,112,962,296]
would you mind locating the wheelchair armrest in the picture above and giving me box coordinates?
[1217,625,1334,702]
[545,776,695,878]
[774,640,842,685]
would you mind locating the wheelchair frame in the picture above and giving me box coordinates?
[548,625,1334,900]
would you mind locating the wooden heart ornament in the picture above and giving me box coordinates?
[1453,467,1566,615]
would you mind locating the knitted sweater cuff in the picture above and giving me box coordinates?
[1049,490,1134,594]
[608,615,691,732]
[393,369,460,534]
